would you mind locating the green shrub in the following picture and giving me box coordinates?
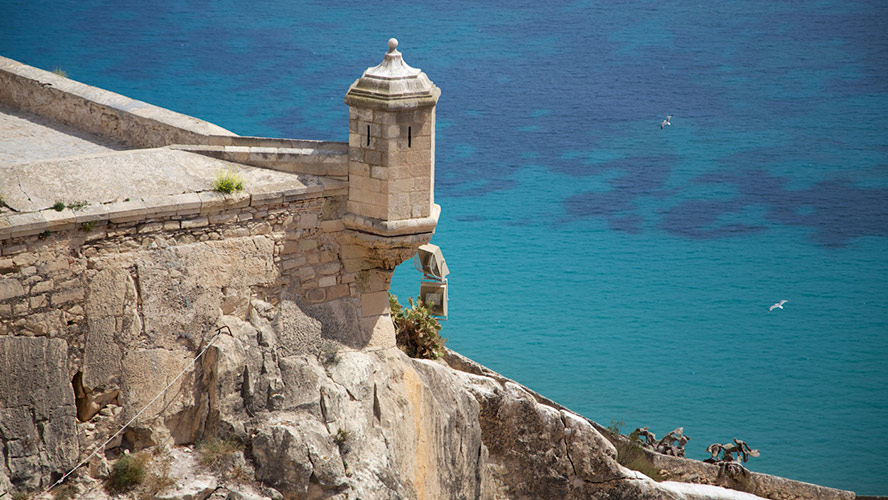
[66,200,89,211]
[52,201,65,211]
[51,68,68,78]
[606,419,625,437]
[390,294,447,359]
[108,452,148,493]
[212,169,244,193]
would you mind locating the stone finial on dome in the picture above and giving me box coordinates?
[345,38,440,111]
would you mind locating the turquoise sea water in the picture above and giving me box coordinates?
[2,0,886,494]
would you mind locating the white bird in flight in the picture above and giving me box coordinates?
[660,115,672,129]
[769,299,789,312]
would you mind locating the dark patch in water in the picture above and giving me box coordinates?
[455,215,484,223]
[662,169,888,246]
[659,199,767,239]
[561,155,677,232]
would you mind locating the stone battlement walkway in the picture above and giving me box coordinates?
[0,102,127,168]
[0,103,346,242]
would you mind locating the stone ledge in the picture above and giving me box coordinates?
[342,203,440,237]
[0,179,347,242]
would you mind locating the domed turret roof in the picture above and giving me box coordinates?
[345,38,440,111]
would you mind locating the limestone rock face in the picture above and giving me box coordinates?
[0,337,78,490]
[202,329,723,500]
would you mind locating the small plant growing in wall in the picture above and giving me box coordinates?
[212,168,244,194]
[66,200,90,212]
[52,201,65,211]
[390,294,447,360]
[333,428,350,446]
[51,67,68,78]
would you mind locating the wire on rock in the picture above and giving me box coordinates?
[35,325,231,500]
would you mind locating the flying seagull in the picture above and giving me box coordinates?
[769,299,789,312]
[660,115,672,129]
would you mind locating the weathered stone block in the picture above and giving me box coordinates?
[0,278,25,301]
[138,221,164,233]
[181,216,209,229]
[320,219,344,233]
[29,294,46,309]
[208,212,237,224]
[2,244,27,256]
[52,287,85,306]
[298,239,318,251]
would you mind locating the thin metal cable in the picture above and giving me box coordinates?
[35,325,230,500]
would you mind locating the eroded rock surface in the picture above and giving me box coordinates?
[0,337,77,490]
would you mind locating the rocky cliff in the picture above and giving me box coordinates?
[0,299,854,499]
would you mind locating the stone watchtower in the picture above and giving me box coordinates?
[341,39,441,345]
[344,38,440,235]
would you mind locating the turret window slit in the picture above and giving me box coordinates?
[367,125,370,146]
[408,127,412,148]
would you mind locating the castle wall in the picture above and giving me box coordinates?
[0,56,236,149]
[0,193,355,337]
[0,185,402,487]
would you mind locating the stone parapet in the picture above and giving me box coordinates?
[0,56,352,183]
[0,194,353,336]
[0,56,236,149]
[171,142,348,179]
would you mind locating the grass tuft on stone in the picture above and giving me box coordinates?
[66,200,90,212]
[606,424,665,482]
[212,168,245,194]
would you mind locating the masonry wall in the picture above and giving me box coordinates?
[0,55,236,148]
[1,194,352,333]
